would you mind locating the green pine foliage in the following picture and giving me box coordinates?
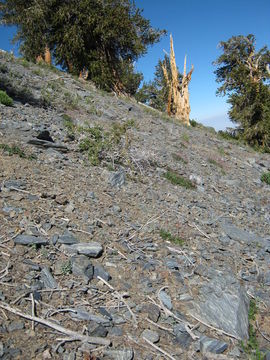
[0,0,165,95]
[214,34,270,151]
[0,90,13,106]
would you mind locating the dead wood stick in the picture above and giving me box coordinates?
[0,302,111,346]
[143,337,176,360]
[256,320,270,343]
[30,293,35,330]
[189,223,211,239]
[145,318,173,333]
[188,313,240,340]
[97,276,137,327]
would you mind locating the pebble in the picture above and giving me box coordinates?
[158,290,173,310]
[141,329,160,343]
[14,234,48,246]
[200,335,228,354]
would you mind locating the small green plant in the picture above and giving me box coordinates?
[61,260,72,275]
[0,90,13,106]
[164,170,195,189]
[160,229,184,246]
[181,133,190,143]
[241,299,264,360]
[218,146,226,155]
[0,143,26,157]
[261,172,270,185]
[190,119,198,127]
[62,114,76,134]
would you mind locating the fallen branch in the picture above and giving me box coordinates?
[0,302,111,346]
[97,276,137,327]
[143,337,176,360]
[256,320,270,343]
[188,313,241,340]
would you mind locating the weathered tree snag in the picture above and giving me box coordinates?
[162,35,194,126]
[36,45,51,65]
[44,45,51,65]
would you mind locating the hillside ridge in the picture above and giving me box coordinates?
[0,52,270,360]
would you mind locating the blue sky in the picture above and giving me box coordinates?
[135,0,270,129]
[0,1,269,130]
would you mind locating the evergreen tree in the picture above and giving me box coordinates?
[214,34,270,149]
[0,0,165,95]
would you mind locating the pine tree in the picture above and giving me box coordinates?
[214,34,270,149]
[0,0,165,95]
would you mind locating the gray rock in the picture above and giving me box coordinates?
[71,255,94,281]
[192,271,249,340]
[264,270,270,285]
[0,341,3,357]
[14,234,48,246]
[200,335,228,354]
[67,242,103,258]
[109,327,123,336]
[173,323,192,348]
[4,179,26,190]
[63,352,76,360]
[94,265,111,281]
[109,170,126,187]
[8,321,25,332]
[141,329,160,343]
[87,323,108,338]
[222,222,267,247]
[103,349,133,360]
[158,290,173,310]
[40,267,58,289]
[70,309,111,326]
[142,304,160,322]
[58,231,79,245]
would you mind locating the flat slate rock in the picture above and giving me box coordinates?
[40,267,58,289]
[158,290,173,310]
[200,335,228,354]
[103,349,133,360]
[66,242,103,258]
[191,271,249,340]
[14,235,48,246]
[28,138,68,152]
[58,231,79,245]
[109,170,125,188]
[222,222,267,247]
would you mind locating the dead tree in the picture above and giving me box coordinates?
[36,45,51,65]
[162,35,194,126]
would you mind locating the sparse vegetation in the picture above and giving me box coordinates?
[0,143,36,160]
[261,172,270,185]
[181,133,190,143]
[0,90,13,106]
[164,170,195,189]
[160,229,184,246]
[79,121,133,166]
[241,299,264,360]
[61,260,72,275]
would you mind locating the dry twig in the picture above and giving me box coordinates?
[0,302,111,346]
[143,337,176,360]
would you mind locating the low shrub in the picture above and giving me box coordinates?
[261,172,270,185]
[164,170,195,189]
[0,90,13,106]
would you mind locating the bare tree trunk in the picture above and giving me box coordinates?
[36,45,51,65]
[162,35,194,126]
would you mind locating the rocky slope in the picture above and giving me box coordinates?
[0,51,270,360]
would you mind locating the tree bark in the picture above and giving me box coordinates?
[162,35,194,126]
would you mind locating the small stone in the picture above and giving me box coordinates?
[94,265,111,281]
[58,231,79,245]
[68,242,103,258]
[8,320,25,332]
[71,255,94,281]
[103,349,133,360]
[109,170,126,187]
[88,323,108,338]
[173,323,192,348]
[200,335,228,354]
[141,329,160,343]
[109,327,123,336]
[142,304,160,323]
[40,267,58,289]
[65,203,75,213]
[14,234,48,246]
[37,130,54,142]
[158,290,172,310]
[70,309,111,326]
